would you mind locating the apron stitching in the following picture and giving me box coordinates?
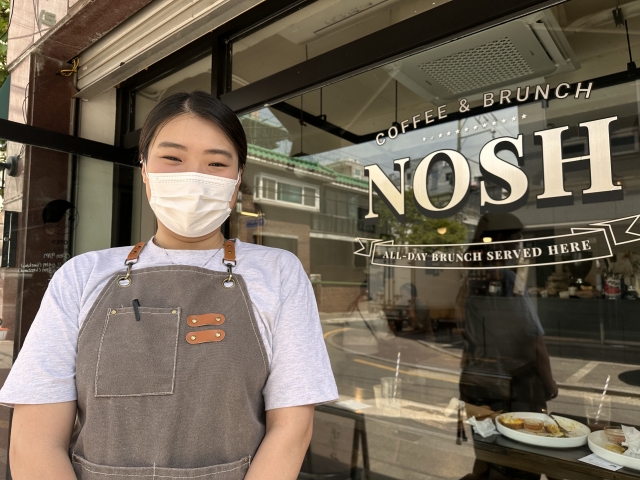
[94,309,114,396]
[95,391,173,397]
[132,269,228,276]
[110,312,175,316]
[78,278,120,341]
[75,460,249,478]
[169,307,181,394]
[94,308,180,397]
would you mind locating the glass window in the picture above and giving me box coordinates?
[231,1,640,478]
[255,173,319,209]
[262,177,276,200]
[134,55,212,129]
[230,0,452,90]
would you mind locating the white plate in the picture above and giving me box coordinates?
[588,430,640,471]
[495,412,590,448]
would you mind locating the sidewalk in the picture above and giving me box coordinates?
[323,319,640,398]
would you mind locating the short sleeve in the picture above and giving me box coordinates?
[262,255,338,410]
[0,261,82,407]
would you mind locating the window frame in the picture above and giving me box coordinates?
[254,173,320,211]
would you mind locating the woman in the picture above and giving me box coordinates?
[457,212,557,480]
[0,91,339,479]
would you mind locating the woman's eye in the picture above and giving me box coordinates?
[163,156,181,162]
[209,162,226,167]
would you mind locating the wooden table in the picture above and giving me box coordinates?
[473,432,640,480]
[308,398,640,480]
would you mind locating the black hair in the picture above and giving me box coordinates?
[138,91,247,171]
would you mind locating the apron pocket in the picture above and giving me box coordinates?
[95,306,181,397]
[72,453,251,480]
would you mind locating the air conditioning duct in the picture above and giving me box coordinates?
[385,11,580,101]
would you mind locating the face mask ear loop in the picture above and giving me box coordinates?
[228,171,242,202]
[142,159,149,181]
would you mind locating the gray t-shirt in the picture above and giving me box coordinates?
[0,239,338,410]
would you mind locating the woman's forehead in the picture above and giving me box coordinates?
[151,115,237,154]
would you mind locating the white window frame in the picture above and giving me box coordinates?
[254,174,320,211]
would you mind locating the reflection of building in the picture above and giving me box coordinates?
[326,158,365,179]
[235,145,378,311]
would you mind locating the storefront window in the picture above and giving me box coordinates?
[231,0,640,477]
[134,54,212,128]
[230,0,452,91]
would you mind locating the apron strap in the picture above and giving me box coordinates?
[126,242,147,264]
[223,240,236,265]
[222,240,236,288]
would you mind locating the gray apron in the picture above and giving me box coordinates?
[70,240,269,479]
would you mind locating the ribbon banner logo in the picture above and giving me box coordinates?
[354,215,640,270]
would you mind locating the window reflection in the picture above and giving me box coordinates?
[231,0,453,90]
[134,55,212,129]
[231,0,640,477]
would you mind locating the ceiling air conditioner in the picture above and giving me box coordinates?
[386,11,580,101]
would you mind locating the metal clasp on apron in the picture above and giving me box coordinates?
[117,242,146,287]
[222,259,236,288]
[117,260,136,287]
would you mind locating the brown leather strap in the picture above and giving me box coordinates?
[223,240,236,264]
[186,330,225,344]
[187,313,225,327]
[126,242,146,264]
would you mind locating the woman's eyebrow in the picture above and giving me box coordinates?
[204,148,233,158]
[157,142,232,159]
[157,141,187,150]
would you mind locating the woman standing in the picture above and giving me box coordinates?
[0,91,338,479]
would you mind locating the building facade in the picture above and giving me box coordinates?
[2,0,640,478]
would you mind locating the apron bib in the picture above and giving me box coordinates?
[70,241,269,480]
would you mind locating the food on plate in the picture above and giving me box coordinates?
[605,443,628,455]
[499,417,524,430]
[604,427,626,445]
[524,418,545,432]
[545,423,562,436]
[498,414,582,438]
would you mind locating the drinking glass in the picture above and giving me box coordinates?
[584,392,611,431]
[381,377,402,416]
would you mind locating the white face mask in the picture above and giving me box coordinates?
[145,170,240,238]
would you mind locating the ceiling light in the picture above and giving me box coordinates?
[483,237,492,243]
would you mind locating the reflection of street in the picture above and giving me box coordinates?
[319,316,640,479]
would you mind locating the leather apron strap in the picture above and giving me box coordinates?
[126,242,146,264]
[223,240,236,264]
